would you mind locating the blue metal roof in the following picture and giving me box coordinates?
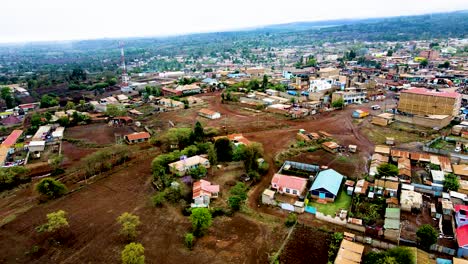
[310,169,344,196]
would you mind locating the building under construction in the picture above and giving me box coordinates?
[397,88,461,117]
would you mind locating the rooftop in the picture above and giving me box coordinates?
[310,169,344,196]
[401,87,460,99]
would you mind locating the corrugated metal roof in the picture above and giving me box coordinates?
[310,169,344,196]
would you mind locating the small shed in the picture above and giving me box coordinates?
[322,141,339,153]
[262,189,276,205]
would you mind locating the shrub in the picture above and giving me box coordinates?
[117,212,141,241]
[190,208,212,237]
[151,192,165,207]
[36,178,68,199]
[285,213,297,227]
[184,233,195,250]
[228,196,243,211]
[36,210,69,233]
[416,224,438,250]
[121,242,145,264]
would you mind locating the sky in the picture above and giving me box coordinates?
[1,0,468,43]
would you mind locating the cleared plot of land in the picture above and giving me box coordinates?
[65,123,135,145]
[279,225,330,264]
[308,190,352,217]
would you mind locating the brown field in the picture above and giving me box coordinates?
[279,225,330,264]
[1,92,423,263]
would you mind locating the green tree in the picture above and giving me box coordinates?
[190,208,212,237]
[261,75,269,90]
[0,87,15,108]
[184,233,195,250]
[416,224,438,250]
[36,210,69,233]
[65,101,75,110]
[230,182,248,200]
[117,212,141,241]
[228,195,243,211]
[285,213,297,227]
[151,192,165,207]
[121,242,145,264]
[386,50,394,56]
[193,121,205,142]
[377,163,399,178]
[207,143,217,166]
[419,59,429,68]
[57,116,70,127]
[438,61,450,69]
[189,165,207,179]
[0,166,29,190]
[444,173,460,191]
[243,143,264,173]
[331,98,344,109]
[36,178,68,199]
[214,137,233,162]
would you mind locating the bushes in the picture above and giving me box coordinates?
[117,212,141,241]
[327,232,344,262]
[36,178,68,199]
[228,196,243,211]
[416,224,438,250]
[121,242,145,264]
[184,233,195,250]
[228,182,248,211]
[36,210,69,233]
[0,166,30,191]
[190,208,212,237]
[83,145,130,177]
[285,213,297,227]
[151,192,165,207]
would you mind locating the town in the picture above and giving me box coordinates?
[0,8,468,264]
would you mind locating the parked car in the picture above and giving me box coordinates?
[371,105,381,110]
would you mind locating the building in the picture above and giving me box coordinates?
[419,50,440,60]
[398,88,461,117]
[262,189,276,205]
[384,208,401,242]
[371,113,394,126]
[400,190,423,212]
[431,170,445,185]
[457,225,468,258]
[158,98,184,110]
[175,84,201,95]
[332,88,366,105]
[375,180,399,197]
[213,134,251,146]
[453,164,468,180]
[309,169,344,202]
[455,205,468,228]
[168,155,210,176]
[1,130,23,148]
[191,179,219,208]
[124,132,151,144]
[322,141,339,153]
[32,126,51,141]
[198,108,221,119]
[334,239,364,264]
[271,174,308,197]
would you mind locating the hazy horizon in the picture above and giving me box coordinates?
[1,0,468,44]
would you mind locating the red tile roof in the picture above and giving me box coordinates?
[457,225,468,247]
[125,132,150,141]
[402,88,460,99]
[272,174,307,192]
[1,130,23,147]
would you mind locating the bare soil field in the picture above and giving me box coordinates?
[279,225,330,264]
[0,149,284,264]
[61,141,98,168]
[65,123,135,145]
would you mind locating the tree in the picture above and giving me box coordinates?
[117,212,141,241]
[151,192,165,207]
[190,208,212,237]
[36,178,68,199]
[285,213,297,227]
[207,143,217,166]
[214,137,233,162]
[0,166,29,190]
[438,61,450,69]
[331,98,344,109]
[0,87,15,108]
[184,233,195,250]
[377,163,399,178]
[40,95,59,108]
[65,101,75,110]
[243,143,264,173]
[57,116,70,127]
[228,195,243,211]
[261,75,268,90]
[121,242,145,264]
[106,104,126,117]
[36,210,69,233]
[386,50,394,56]
[188,165,207,179]
[419,59,429,68]
[416,224,438,250]
[193,121,205,142]
[230,182,248,200]
[444,173,460,191]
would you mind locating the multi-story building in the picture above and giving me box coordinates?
[331,87,367,105]
[398,88,461,116]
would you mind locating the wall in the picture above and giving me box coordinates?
[395,114,452,128]
[314,212,347,226]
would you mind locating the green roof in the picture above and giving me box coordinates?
[384,218,400,229]
[385,208,401,219]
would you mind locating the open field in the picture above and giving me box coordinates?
[279,225,330,264]
[65,123,135,145]
[309,190,352,216]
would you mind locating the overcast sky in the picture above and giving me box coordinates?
[1,0,467,43]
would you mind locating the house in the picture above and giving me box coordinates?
[384,208,401,242]
[213,134,251,146]
[400,190,423,212]
[32,126,51,141]
[124,132,150,144]
[374,145,391,155]
[322,141,339,153]
[309,169,344,202]
[175,84,201,95]
[28,141,46,153]
[158,98,184,109]
[334,239,364,264]
[191,179,219,208]
[1,115,22,126]
[198,108,221,119]
[369,153,389,177]
[453,164,468,180]
[271,174,307,197]
[431,170,445,185]
[354,179,369,196]
[262,189,276,205]
[398,157,412,181]
[161,87,183,97]
[455,205,468,228]
[372,113,394,126]
[1,130,23,148]
[168,155,210,176]
[457,225,468,258]
[111,116,133,126]
[374,180,399,197]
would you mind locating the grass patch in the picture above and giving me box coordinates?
[308,190,351,216]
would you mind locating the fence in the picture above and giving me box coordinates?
[430,244,456,256]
